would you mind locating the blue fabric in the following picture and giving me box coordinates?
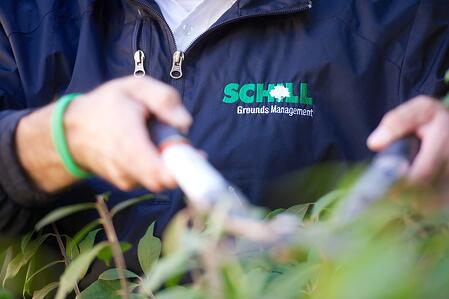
[0,0,448,279]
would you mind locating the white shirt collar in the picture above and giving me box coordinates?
[154,0,237,52]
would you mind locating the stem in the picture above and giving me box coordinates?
[201,242,223,299]
[198,208,224,299]
[52,224,81,296]
[96,195,130,299]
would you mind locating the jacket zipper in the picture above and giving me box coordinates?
[170,51,185,79]
[134,50,146,77]
[133,9,146,77]
[129,0,180,87]
[129,0,312,81]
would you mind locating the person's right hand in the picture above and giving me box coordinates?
[367,95,449,182]
[17,76,192,193]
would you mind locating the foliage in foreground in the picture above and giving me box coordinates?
[1,168,449,299]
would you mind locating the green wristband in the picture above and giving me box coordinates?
[51,93,92,179]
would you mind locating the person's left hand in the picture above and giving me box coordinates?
[367,95,449,182]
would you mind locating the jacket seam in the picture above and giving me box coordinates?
[397,0,425,98]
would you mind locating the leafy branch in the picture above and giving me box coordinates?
[95,195,130,299]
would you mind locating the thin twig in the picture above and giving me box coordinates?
[201,242,223,299]
[199,208,224,299]
[52,223,81,296]
[96,195,130,299]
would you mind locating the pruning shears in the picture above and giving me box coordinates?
[336,136,420,222]
[150,118,422,244]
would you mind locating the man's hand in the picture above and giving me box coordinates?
[16,76,192,193]
[367,95,449,181]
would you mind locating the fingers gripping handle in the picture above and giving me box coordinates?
[149,121,247,210]
[337,136,420,222]
[376,136,420,164]
[149,121,184,146]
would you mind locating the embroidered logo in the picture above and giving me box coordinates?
[222,82,314,117]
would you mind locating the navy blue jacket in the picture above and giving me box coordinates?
[0,0,448,279]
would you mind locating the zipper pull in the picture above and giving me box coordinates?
[134,50,146,77]
[170,51,185,79]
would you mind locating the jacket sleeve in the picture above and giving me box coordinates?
[399,0,449,101]
[0,24,49,234]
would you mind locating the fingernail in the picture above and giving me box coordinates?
[173,107,192,129]
[367,128,392,147]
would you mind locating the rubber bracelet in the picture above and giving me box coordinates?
[51,93,92,179]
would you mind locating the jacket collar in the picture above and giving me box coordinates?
[238,0,312,17]
[127,0,312,18]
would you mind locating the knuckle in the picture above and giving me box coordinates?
[413,96,438,113]
[147,180,164,193]
[413,95,434,104]
[115,178,135,191]
[163,178,177,189]
[128,160,164,192]
[146,167,166,192]
[159,175,176,189]
[107,167,133,191]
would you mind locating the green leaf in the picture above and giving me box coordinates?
[245,268,270,299]
[35,203,97,231]
[0,288,13,299]
[138,223,162,275]
[141,250,194,293]
[285,204,310,221]
[77,280,121,299]
[155,286,202,299]
[32,282,59,299]
[65,236,80,261]
[78,229,102,254]
[445,69,449,83]
[0,247,13,283]
[21,232,34,253]
[25,260,65,285]
[221,260,250,299]
[99,269,139,281]
[110,194,156,217]
[97,242,132,267]
[23,258,35,298]
[261,266,316,299]
[311,190,344,221]
[265,208,286,220]
[163,212,189,256]
[66,220,101,260]
[78,280,141,299]
[55,242,109,299]
[164,272,185,289]
[3,234,51,286]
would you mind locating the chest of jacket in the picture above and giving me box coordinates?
[5,0,410,204]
